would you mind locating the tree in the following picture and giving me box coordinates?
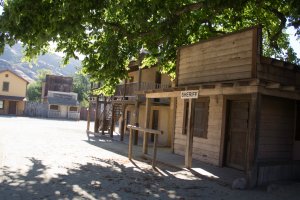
[0,0,299,95]
[26,69,51,102]
[72,71,90,107]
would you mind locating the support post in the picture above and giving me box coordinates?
[134,99,140,145]
[128,127,133,160]
[94,96,100,133]
[102,97,107,135]
[86,105,91,132]
[152,134,158,168]
[143,98,151,154]
[185,98,193,168]
[120,104,126,141]
[110,104,115,138]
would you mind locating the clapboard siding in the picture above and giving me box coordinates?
[174,95,224,165]
[178,29,255,86]
[257,95,295,161]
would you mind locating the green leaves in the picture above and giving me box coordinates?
[1,0,299,96]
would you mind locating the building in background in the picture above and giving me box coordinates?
[42,75,80,120]
[0,69,29,115]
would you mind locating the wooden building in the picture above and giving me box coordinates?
[145,27,300,186]
[0,69,29,115]
[91,61,173,146]
[42,75,80,120]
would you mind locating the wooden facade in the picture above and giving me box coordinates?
[145,27,300,187]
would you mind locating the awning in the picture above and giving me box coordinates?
[0,95,26,101]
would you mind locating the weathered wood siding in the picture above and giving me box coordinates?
[258,57,300,88]
[174,95,224,165]
[178,29,256,86]
[257,95,294,161]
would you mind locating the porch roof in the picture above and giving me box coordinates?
[48,97,79,106]
[0,95,26,101]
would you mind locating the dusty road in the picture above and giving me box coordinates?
[0,116,299,200]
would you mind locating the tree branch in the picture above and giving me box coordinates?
[175,2,205,16]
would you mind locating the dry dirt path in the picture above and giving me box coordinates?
[0,116,299,200]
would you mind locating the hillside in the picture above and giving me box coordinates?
[0,43,82,82]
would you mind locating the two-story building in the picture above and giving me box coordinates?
[0,69,29,115]
[42,75,80,120]
[91,61,173,146]
[145,27,300,186]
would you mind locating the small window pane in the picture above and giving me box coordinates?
[69,106,77,112]
[50,105,59,110]
[2,82,9,91]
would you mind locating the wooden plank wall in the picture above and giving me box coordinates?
[174,95,224,166]
[178,29,255,86]
[257,95,294,161]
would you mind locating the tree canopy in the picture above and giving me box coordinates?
[0,0,299,95]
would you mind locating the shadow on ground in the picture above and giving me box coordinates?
[0,156,216,200]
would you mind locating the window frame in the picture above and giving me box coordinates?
[0,100,4,109]
[2,81,9,92]
[182,98,209,139]
[50,105,59,110]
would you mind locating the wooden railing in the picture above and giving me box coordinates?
[114,82,171,96]
[48,110,61,118]
[127,125,163,168]
[68,111,80,120]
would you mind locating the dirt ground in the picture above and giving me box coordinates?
[0,116,299,200]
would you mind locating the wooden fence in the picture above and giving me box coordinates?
[24,102,48,118]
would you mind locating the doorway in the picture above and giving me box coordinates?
[8,101,17,115]
[151,110,159,142]
[225,100,250,171]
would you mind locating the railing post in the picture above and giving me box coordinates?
[152,134,158,168]
[128,127,133,160]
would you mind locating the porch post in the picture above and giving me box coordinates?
[94,96,100,133]
[185,98,193,168]
[102,97,107,135]
[120,104,126,141]
[143,98,151,154]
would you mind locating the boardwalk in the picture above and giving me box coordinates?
[0,116,299,200]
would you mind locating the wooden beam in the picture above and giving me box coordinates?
[185,98,193,168]
[94,96,100,133]
[266,82,280,89]
[86,104,91,132]
[258,86,300,100]
[152,134,158,168]
[146,91,181,98]
[128,127,133,160]
[143,98,151,154]
[281,86,296,91]
[110,105,115,138]
[120,105,126,141]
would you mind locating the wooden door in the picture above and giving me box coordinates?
[8,101,17,115]
[225,100,250,170]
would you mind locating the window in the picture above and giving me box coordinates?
[296,101,300,141]
[50,105,59,110]
[182,98,209,138]
[2,82,9,92]
[0,100,4,109]
[5,74,8,77]
[69,106,77,112]
[192,98,209,138]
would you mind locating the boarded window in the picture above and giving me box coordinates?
[0,100,3,109]
[192,98,209,138]
[50,105,59,110]
[296,101,300,141]
[69,106,78,112]
[182,101,189,135]
[2,82,9,91]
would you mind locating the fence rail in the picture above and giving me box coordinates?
[127,125,163,168]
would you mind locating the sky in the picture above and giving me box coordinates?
[0,6,299,60]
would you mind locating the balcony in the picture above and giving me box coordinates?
[114,82,171,97]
